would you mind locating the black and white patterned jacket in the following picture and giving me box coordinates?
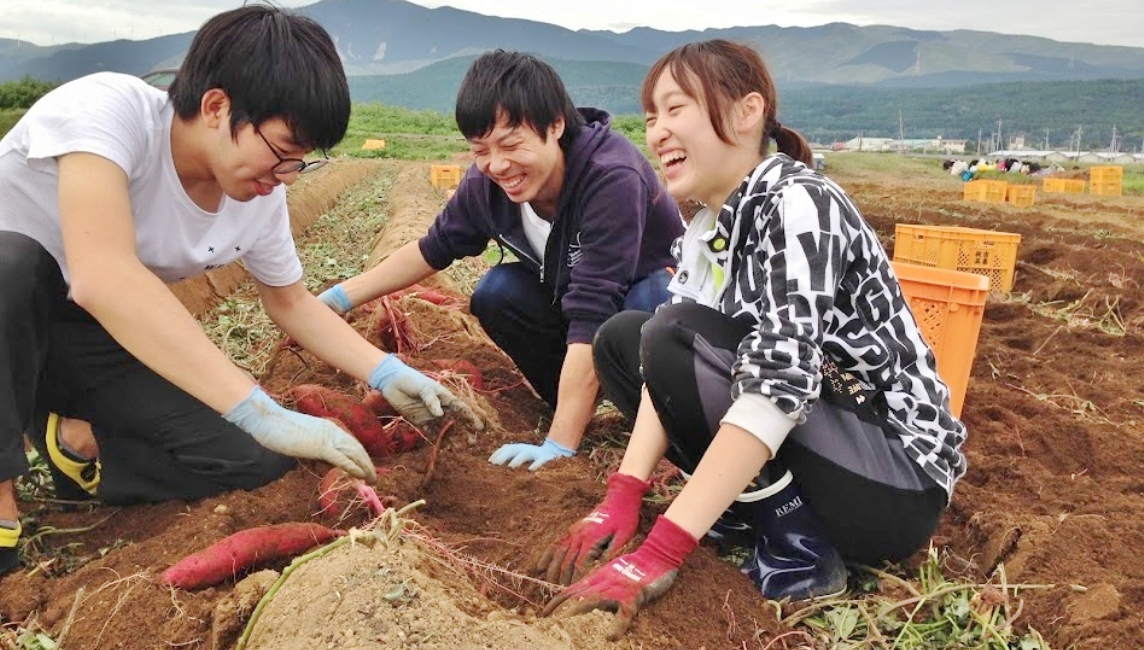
[666,154,967,497]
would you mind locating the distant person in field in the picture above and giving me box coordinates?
[318,51,683,471]
[0,4,477,576]
[541,40,968,637]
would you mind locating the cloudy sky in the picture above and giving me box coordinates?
[3,0,1142,48]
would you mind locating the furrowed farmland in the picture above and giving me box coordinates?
[2,151,1143,650]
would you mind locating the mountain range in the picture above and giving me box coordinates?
[3,0,1143,146]
[5,0,1143,87]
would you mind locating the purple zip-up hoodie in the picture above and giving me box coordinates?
[419,108,683,344]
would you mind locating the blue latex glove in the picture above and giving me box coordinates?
[223,387,375,480]
[488,438,575,471]
[369,355,483,429]
[317,284,353,314]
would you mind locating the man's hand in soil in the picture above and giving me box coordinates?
[223,387,375,480]
[369,355,483,430]
[537,472,650,584]
[542,515,698,641]
[488,438,574,471]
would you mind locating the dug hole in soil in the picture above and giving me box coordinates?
[2,159,1143,649]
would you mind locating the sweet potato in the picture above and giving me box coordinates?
[284,384,392,458]
[362,390,398,417]
[161,523,344,590]
[431,358,484,391]
[318,467,391,520]
[384,419,426,455]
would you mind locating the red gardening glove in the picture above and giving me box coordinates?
[541,515,698,640]
[536,472,650,585]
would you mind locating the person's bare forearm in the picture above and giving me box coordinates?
[261,281,385,381]
[617,387,671,480]
[545,343,599,450]
[662,424,772,540]
[70,262,255,413]
[337,240,437,308]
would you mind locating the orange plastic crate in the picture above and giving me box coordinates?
[1042,178,1086,194]
[893,224,1021,292]
[962,180,1008,203]
[1090,180,1123,196]
[1089,166,1123,183]
[893,261,990,418]
[430,164,463,190]
[1006,184,1036,207]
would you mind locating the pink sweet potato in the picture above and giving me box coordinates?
[362,389,398,417]
[285,384,392,458]
[384,419,427,455]
[430,358,484,391]
[161,523,344,590]
[318,467,392,520]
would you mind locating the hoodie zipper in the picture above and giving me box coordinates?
[497,234,543,279]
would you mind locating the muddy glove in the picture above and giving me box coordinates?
[317,284,352,314]
[223,387,375,481]
[542,515,698,641]
[488,438,574,471]
[369,355,483,430]
[537,472,650,584]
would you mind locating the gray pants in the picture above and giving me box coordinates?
[594,303,946,564]
[0,231,293,505]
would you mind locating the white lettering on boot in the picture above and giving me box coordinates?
[773,496,803,518]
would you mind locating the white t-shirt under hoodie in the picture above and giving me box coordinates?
[0,72,303,287]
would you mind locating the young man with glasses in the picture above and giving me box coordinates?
[0,4,479,576]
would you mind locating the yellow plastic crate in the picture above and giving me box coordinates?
[1006,184,1036,207]
[1042,178,1086,194]
[430,164,463,190]
[1090,180,1123,196]
[893,262,990,418]
[1090,166,1123,183]
[962,180,1008,203]
[893,224,1021,292]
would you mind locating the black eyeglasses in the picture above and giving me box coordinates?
[255,127,329,175]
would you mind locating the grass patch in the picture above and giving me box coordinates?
[0,108,26,139]
[201,171,392,377]
[826,152,952,180]
[785,547,1054,649]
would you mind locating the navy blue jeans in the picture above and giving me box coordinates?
[469,262,671,408]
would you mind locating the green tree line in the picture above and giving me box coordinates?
[0,76,59,110]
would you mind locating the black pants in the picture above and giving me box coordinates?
[0,232,293,505]
[594,302,947,564]
[469,262,671,409]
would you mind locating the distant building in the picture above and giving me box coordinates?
[840,136,965,153]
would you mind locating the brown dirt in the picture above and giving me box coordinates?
[3,159,1144,649]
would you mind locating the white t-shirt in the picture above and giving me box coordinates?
[0,72,302,287]
[519,202,551,260]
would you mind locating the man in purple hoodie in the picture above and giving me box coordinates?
[319,50,682,470]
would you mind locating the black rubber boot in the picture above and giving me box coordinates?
[740,470,848,601]
[28,410,96,503]
[0,520,21,576]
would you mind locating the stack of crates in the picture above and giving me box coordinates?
[962,180,1008,204]
[1089,166,1123,196]
[430,164,463,190]
[1006,184,1036,207]
[893,261,990,418]
[893,224,1022,293]
[1042,177,1087,194]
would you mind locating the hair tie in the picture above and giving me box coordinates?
[771,119,783,136]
